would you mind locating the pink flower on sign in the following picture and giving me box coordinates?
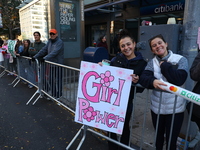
[95,124,99,128]
[126,75,132,81]
[117,128,122,134]
[83,106,97,122]
[119,109,125,116]
[116,69,125,77]
[110,107,116,112]
[100,71,114,87]
[90,64,97,70]
[80,71,85,76]
[82,63,88,69]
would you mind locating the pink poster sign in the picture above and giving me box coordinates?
[75,61,133,134]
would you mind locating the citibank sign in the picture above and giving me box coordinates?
[155,3,184,13]
[140,1,185,16]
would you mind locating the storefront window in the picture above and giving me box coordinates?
[91,24,107,46]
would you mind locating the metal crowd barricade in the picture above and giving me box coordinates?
[65,85,200,150]
[0,53,16,78]
[10,56,39,88]
[26,60,79,114]
[0,55,199,150]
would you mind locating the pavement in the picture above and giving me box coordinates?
[0,73,109,150]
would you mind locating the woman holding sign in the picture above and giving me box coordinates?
[140,34,188,150]
[100,29,147,150]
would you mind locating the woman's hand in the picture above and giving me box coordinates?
[98,62,103,66]
[153,79,167,90]
[131,74,139,83]
[14,51,20,56]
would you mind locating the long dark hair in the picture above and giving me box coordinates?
[99,35,106,42]
[23,39,31,51]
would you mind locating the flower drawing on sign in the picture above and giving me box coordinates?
[100,71,114,87]
[95,124,100,128]
[90,64,98,70]
[110,106,116,112]
[119,109,125,116]
[83,106,97,122]
[81,62,88,69]
[126,75,132,82]
[80,71,85,77]
[117,128,122,134]
[116,69,125,77]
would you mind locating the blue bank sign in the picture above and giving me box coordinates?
[140,0,185,16]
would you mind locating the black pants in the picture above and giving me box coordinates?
[151,110,184,150]
[108,107,132,150]
[42,64,62,98]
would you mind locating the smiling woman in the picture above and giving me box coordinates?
[106,29,147,150]
[140,34,188,150]
[148,34,169,58]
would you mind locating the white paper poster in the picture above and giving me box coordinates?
[75,61,133,134]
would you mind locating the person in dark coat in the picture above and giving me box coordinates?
[189,51,200,129]
[99,29,147,150]
[97,35,108,50]
[0,38,3,47]
[33,29,64,98]
[34,29,64,64]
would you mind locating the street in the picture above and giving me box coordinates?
[0,74,108,150]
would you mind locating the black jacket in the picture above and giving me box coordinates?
[189,52,200,118]
[110,52,147,112]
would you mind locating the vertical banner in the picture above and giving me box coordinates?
[75,61,133,134]
[7,40,17,58]
[0,8,3,28]
[59,2,77,41]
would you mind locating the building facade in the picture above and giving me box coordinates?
[19,0,48,42]
[84,0,185,57]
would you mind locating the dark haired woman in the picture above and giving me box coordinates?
[19,39,31,56]
[97,35,108,50]
[140,34,188,150]
[99,29,147,150]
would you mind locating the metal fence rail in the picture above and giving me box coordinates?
[0,55,200,150]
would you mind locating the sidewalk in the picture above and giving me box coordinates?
[0,74,109,150]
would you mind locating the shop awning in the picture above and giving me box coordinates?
[84,0,135,12]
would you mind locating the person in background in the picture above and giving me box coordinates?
[112,29,123,56]
[15,39,31,86]
[188,51,200,129]
[2,40,8,50]
[29,31,46,57]
[139,34,188,150]
[15,39,31,57]
[0,38,3,47]
[97,35,108,50]
[15,39,23,55]
[33,29,64,98]
[26,32,46,88]
[3,40,15,76]
[99,29,147,150]
[33,29,64,64]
